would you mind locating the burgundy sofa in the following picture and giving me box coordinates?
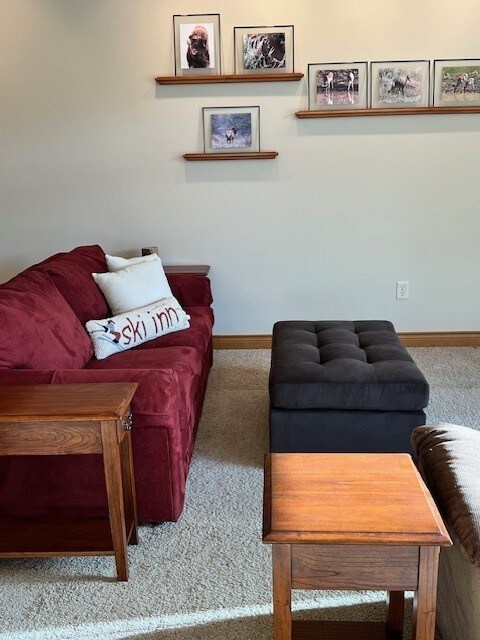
[0,245,214,522]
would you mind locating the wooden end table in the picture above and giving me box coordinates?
[0,383,138,581]
[263,453,452,640]
[163,265,210,275]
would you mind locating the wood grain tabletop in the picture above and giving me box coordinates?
[264,453,451,546]
[0,384,137,422]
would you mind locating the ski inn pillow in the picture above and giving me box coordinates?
[85,297,190,360]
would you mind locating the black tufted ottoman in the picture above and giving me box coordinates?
[269,320,429,454]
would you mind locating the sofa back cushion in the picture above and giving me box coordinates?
[0,270,93,370]
[36,245,110,324]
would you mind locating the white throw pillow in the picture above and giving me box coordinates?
[106,253,160,272]
[92,260,173,315]
[85,297,190,360]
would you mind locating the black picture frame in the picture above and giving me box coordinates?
[370,60,431,108]
[173,13,222,77]
[233,25,294,75]
[202,106,261,154]
[433,58,480,106]
[307,61,368,110]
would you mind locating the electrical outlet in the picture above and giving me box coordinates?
[396,281,409,300]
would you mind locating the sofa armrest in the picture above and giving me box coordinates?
[166,273,213,308]
[0,368,181,427]
[413,423,480,566]
[51,368,182,424]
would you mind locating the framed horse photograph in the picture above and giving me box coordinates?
[202,106,261,154]
[173,14,221,77]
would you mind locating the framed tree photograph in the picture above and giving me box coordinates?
[433,59,480,106]
[370,60,430,108]
[233,26,294,75]
[308,62,368,110]
[173,14,221,76]
[202,106,260,154]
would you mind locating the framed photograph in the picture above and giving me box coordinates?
[202,106,260,154]
[308,62,368,110]
[370,60,430,108]
[433,59,480,106]
[234,26,294,74]
[173,14,221,76]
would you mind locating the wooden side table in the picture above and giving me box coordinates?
[0,383,138,581]
[263,453,452,640]
[163,265,210,275]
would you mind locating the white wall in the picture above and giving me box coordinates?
[1,0,479,333]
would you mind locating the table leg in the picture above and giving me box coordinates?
[273,544,292,640]
[412,546,440,640]
[101,421,128,581]
[387,591,404,637]
[120,431,138,545]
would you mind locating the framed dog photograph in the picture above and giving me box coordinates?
[173,14,221,76]
[202,106,260,154]
[370,60,430,108]
[433,59,480,106]
[308,62,368,110]
[233,26,294,75]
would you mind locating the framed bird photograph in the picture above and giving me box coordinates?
[202,106,260,154]
[173,14,221,76]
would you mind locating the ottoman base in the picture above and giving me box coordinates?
[270,408,426,455]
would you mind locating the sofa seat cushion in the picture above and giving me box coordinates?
[0,370,56,384]
[85,345,202,376]
[34,245,110,324]
[413,423,480,567]
[270,320,429,410]
[0,271,93,370]
[133,307,213,356]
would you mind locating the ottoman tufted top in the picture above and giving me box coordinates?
[270,320,429,411]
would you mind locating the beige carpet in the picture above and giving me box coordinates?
[0,347,478,639]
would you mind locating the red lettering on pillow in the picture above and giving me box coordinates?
[165,307,179,324]
[122,325,132,345]
[155,311,171,331]
[126,317,144,343]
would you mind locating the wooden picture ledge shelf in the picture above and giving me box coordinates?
[156,73,303,85]
[296,106,480,118]
[183,151,278,161]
